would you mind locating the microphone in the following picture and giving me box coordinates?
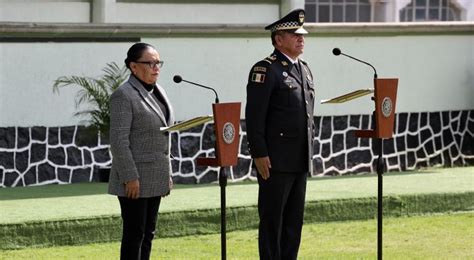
[332,48,377,79]
[173,75,219,103]
[173,75,183,83]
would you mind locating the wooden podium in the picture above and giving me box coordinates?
[353,79,398,139]
[322,78,398,260]
[196,102,241,260]
[196,102,241,167]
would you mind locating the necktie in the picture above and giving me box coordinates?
[294,62,302,77]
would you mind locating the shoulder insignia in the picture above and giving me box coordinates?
[253,66,267,73]
[281,61,288,66]
[262,54,276,65]
[251,72,266,83]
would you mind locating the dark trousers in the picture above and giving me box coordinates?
[118,196,161,260]
[258,171,307,260]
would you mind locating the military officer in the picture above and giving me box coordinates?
[245,8,316,260]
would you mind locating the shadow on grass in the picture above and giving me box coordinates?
[0,167,462,200]
[308,170,427,182]
[0,182,109,201]
[0,181,255,200]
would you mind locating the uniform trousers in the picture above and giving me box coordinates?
[118,196,161,260]
[258,170,308,260]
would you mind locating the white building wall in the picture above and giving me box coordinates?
[0,27,472,127]
[1,0,473,24]
[114,3,279,24]
[0,42,133,126]
[145,33,474,121]
[0,0,91,23]
[0,0,282,25]
[455,0,474,21]
[310,34,474,115]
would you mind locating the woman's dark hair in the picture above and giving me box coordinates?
[124,42,155,69]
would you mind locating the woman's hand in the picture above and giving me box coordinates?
[163,177,173,197]
[125,179,140,199]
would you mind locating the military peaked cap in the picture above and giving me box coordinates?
[265,9,308,34]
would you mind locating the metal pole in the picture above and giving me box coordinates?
[377,138,384,260]
[219,167,227,260]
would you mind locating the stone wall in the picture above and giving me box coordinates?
[1,110,473,187]
[0,126,111,187]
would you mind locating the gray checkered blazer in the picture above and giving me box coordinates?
[108,75,175,198]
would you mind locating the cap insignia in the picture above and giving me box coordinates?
[299,11,304,23]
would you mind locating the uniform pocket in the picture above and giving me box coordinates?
[281,79,298,91]
[278,80,300,107]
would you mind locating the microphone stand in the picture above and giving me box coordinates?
[333,49,383,260]
[180,79,220,104]
[173,75,226,259]
[335,49,378,79]
[219,167,227,260]
[373,74,384,260]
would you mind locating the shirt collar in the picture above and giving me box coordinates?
[281,52,298,64]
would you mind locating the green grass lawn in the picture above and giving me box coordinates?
[1,212,472,259]
[1,167,472,224]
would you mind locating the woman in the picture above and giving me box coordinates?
[108,42,175,260]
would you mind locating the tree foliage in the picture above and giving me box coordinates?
[53,62,129,137]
